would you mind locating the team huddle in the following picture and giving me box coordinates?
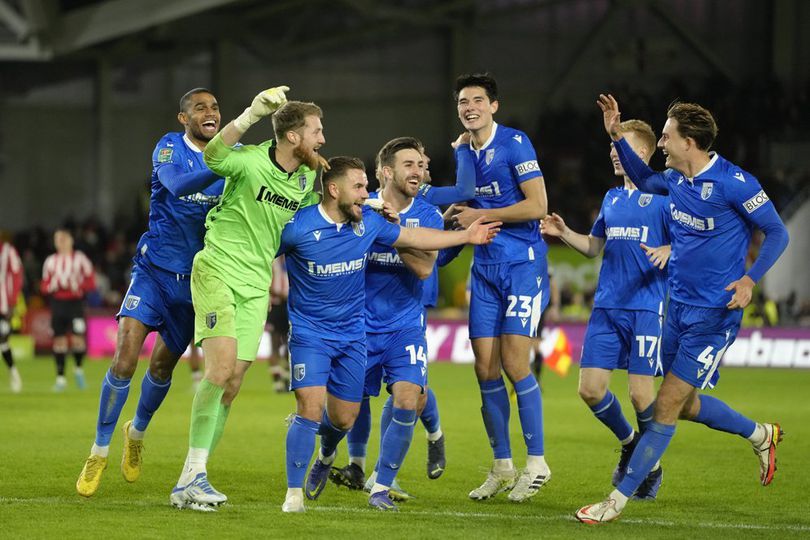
[73,73,788,523]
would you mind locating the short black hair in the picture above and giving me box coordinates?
[179,87,214,112]
[454,73,498,102]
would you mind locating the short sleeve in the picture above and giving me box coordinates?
[508,131,543,183]
[590,196,608,238]
[367,210,401,247]
[278,217,298,256]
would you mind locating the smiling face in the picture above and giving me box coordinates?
[385,148,424,199]
[658,117,689,171]
[178,91,220,145]
[457,85,498,134]
[610,131,647,176]
[334,167,369,223]
[291,114,325,170]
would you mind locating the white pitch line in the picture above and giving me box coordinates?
[2,497,809,533]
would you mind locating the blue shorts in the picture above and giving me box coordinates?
[288,334,366,402]
[662,300,742,389]
[469,259,549,339]
[117,258,194,355]
[364,327,428,397]
[580,308,663,376]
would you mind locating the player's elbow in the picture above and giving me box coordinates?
[414,266,433,280]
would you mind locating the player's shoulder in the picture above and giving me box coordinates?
[155,132,184,148]
[713,154,758,187]
[496,124,532,148]
[410,196,440,215]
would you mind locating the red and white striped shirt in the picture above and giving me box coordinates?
[41,250,96,301]
[0,242,23,314]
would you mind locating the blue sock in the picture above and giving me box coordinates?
[420,388,441,434]
[376,407,417,488]
[617,421,675,497]
[318,411,348,459]
[479,378,512,459]
[691,394,756,437]
[348,396,371,459]
[286,415,319,488]
[635,402,654,435]
[375,396,394,472]
[132,370,172,432]
[94,369,131,446]
[590,391,633,443]
[514,374,545,455]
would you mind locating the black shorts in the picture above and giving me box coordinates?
[51,299,86,336]
[266,301,290,335]
[0,314,10,340]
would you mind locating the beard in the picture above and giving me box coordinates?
[190,124,215,143]
[338,201,363,223]
[293,145,321,170]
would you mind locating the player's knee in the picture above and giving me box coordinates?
[577,383,604,406]
[629,389,654,412]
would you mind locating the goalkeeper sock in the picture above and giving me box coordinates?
[180,379,224,483]
[209,403,231,454]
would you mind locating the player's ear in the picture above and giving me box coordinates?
[286,130,300,145]
[177,111,188,126]
[490,100,499,114]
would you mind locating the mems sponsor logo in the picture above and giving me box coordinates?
[475,181,502,198]
[605,226,649,242]
[369,251,403,266]
[671,204,715,231]
[515,160,540,176]
[256,186,300,211]
[743,190,769,214]
[307,255,367,276]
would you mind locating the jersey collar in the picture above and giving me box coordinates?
[182,134,203,153]
[318,203,345,231]
[471,122,499,156]
[688,152,719,182]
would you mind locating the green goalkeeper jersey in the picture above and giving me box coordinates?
[198,133,319,290]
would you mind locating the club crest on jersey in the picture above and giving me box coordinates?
[701,182,713,200]
[352,222,365,237]
[124,295,140,310]
[298,174,307,190]
[485,149,495,165]
[293,363,306,381]
[638,194,653,207]
[405,218,420,228]
[206,312,217,329]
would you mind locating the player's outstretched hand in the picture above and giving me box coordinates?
[443,204,465,230]
[640,243,671,270]
[467,216,502,245]
[381,200,400,225]
[725,275,755,310]
[540,212,566,237]
[597,94,622,140]
[451,132,471,149]
[317,153,331,170]
[234,85,291,131]
[453,205,482,229]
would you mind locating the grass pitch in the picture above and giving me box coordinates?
[0,357,807,539]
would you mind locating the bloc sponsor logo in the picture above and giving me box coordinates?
[515,160,540,176]
[293,363,306,381]
[638,194,653,207]
[743,190,769,214]
[157,148,173,163]
[671,204,715,231]
[124,294,140,310]
[206,312,217,329]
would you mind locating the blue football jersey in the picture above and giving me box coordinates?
[615,139,784,307]
[136,132,224,273]
[466,123,547,264]
[279,204,401,340]
[365,193,443,332]
[590,187,670,312]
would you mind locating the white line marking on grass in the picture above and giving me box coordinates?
[3,497,809,533]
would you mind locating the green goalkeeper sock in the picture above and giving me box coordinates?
[189,379,225,450]
[209,403,231,454]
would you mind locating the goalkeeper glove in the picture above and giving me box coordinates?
[233,85,290,131]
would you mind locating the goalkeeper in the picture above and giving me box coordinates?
[170,86,327,511]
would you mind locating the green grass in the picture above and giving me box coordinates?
[0,357,807,539]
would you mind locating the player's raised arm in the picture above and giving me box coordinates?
[419,142,476,206]
[157,166,221,197]
[541,212,605,258]
[394,217,500,251]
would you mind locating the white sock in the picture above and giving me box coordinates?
[90,443,109,458]
[179,447,208,485]
[56,375,66,384]
[370,482,388,495]
[128,423,146,441]
[427,428,443,442]
[526,455,549,474]
[651,460,661,472]
[286,487,303,499]
[747,423,767,445]
[75,367,84,375]
[493,458,514,473]
[350,456,365,470]
[609,488,629,510]
[319,448,336,466]
[366,470,377,485]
